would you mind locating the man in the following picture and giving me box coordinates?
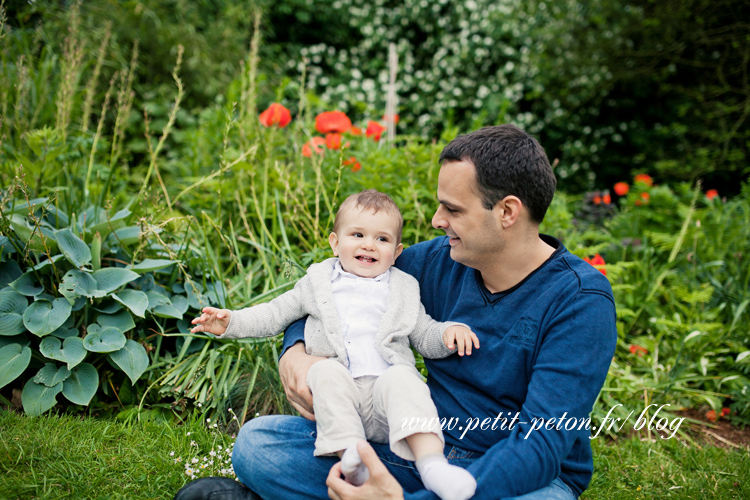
[175,124,617,500]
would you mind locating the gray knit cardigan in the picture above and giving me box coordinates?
[222,258,465,368]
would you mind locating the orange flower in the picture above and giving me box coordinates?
[349,126,363,136]
[366,120,386,141]
[629,345,648,356]
[593,195,602,205]
[634,173,653,186]
[326,133,343,150]
[706,189,719,200]
[259,103,291,128]
[302,137,326,157]
[614,182,629,196]
[706,410,717,422]
[635,192,650,206]
[343,156,361,172]
[315,111,352,134]
[583,254,607,276]
[383,114,400,125]
[603,194,612,204]
[721,407,731,417]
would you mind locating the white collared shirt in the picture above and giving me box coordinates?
[330,260,393,378]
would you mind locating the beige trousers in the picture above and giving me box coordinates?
[306,359,445,460]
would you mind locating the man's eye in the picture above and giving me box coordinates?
[445,207,457,214]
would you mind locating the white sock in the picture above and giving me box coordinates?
[341,444,369,486]
[416,453,477,500]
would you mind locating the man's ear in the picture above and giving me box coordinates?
[393,243,404,263]
[328,232,339,256]
[494,195,523,229]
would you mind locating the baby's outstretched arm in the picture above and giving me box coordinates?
[190,307,232,335]
[443,325,480,356]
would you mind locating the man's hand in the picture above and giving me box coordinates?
[443,325,480,356]
[327,441,404,500]
[190,307,231,335]
[279,342,326,420]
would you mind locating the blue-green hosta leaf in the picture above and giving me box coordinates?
[186,283,210,310]
[92,268,139,294]
[44,205,69,227]
[31,254,65,271]
[22,379,62,416]
[0,235,14,256]
[0,344,31,389]
[171,295,188,315]
[55,228,92,268]
[87,208,131,235]
[50,326,78,339]
[83,326,126,353]
[127,259,178,273]
[97,310,135,333]
[146,290,171,310]
[39,336,86,369]
[0,334,30,349]
[93,299,123,314]
[106,226,141,246]
[9,271,43,296]
[62,363,98,405]
[23,298,72,337]
[10,197,49,214]
[0,260,22,288]
[9,214,59,254]
[152,304,183,319]
[59,269,99,304]
[33,363,71,387]
[109,340,148,385]
[0,288,28,336]
[77,206,106,233]
[112,290,148,318]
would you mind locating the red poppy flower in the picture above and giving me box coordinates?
[593,195,602,205]
[383,114,400,125]
[302,136,326,157]
[635,192,650,206]
[326,133,343,150]
[603,194,612,204]
[721,407,731,417]
[343,156,361,172]
[706,410,717,422]
[366,120,386,141]
[349,126,363,136]
[629,345,648,356]
[315,111,352,134]
[706,189,719,200]
[583,254,607,276]
[634,173,653,186]
[614,182,629,196]
[259,103,291,128]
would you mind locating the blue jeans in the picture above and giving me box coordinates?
[233,415,577,500]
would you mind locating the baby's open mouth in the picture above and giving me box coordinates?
[356,256,377,263]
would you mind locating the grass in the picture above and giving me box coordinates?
[1,411,748,499]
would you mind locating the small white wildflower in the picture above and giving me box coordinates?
[186,432,191,436]
[169,451,175,456]
[210,451,216,457]
[191,441,196,446]
[192,458,199,464]
[255,413,259,418]
[207,418,211,423]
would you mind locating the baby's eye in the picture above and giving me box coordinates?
[377,236,389,242]
[353,232,363,238]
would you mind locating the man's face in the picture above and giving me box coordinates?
[431,160,503,268]
[329,207,403,278]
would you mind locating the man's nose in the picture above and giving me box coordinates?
[432,206,447,229]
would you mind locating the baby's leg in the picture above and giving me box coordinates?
[373,365,477,500]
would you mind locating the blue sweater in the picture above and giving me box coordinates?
[282,235,617,499]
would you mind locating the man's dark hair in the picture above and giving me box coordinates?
[439,124,556,224]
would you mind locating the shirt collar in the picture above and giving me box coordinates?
[332,259,390,283]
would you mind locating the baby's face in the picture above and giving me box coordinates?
[329,207,403,279]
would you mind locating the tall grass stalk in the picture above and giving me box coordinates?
[54,0,85,142]
[84,73,115,202]
[80,21,112,134]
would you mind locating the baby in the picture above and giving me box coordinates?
[191,189,478,500]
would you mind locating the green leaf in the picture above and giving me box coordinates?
[106,226,141,246]
[146,290,171,309]
[55,228,92,268]
[10,214,59,254]
[39,336,86,369]
[97,310,136,333]
[0,235,15,256]
[10,197,49,214]
[127,259,178,273]
[83,326,126,353]
[92,268,139,294]
[152,304,183,319]
[50,326,78,339]
[0,334,29,349]
[31,254,65,271]
[0,344,31,389]
[91,232,101,271]
[62,363,98,405]
[87,208,131,235]
[33,363,71,387]
[0,288,28,336]
[109,340,148,385]
[171,295,189,315]
[22,379,62,416]
[23,298,72,337]
[112,290,148,318]
[0,260,22,288]
[60,269,103,303]
[93,299,123,314]
[9,271,44,296]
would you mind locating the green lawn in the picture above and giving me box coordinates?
[1,411,748,499]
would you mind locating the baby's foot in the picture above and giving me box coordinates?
[341,444,370,486]
[416,454,477,500]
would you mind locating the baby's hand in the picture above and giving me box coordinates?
[190,307,232,335]
[443,326,480,356]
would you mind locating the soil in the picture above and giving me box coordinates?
[675,408,750,450]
